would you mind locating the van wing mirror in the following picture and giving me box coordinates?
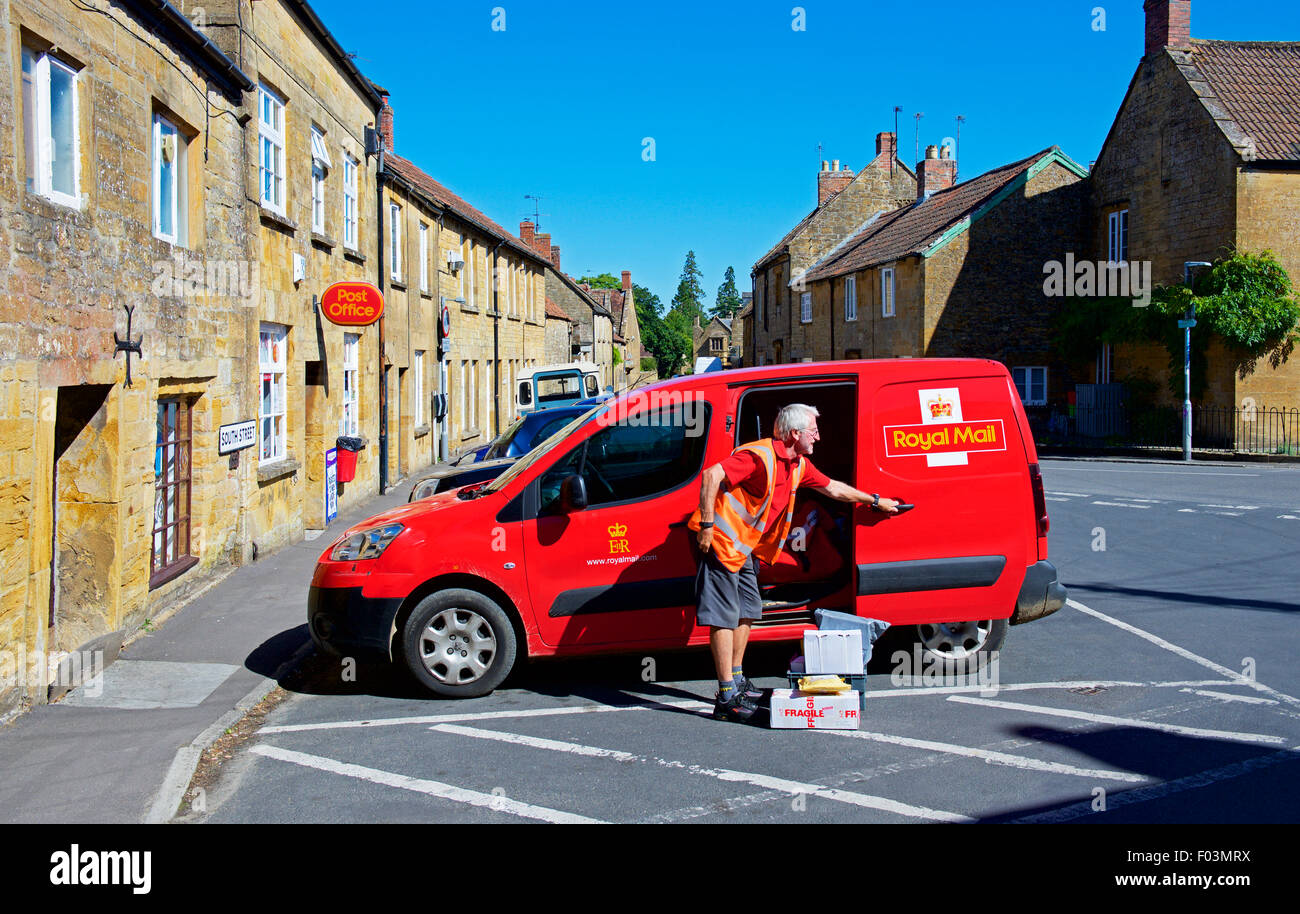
[560,474,588,512]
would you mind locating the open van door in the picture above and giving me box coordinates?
[857,367,1034,656]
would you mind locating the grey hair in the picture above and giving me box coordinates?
[774,403,820,439]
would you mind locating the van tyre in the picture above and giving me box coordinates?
[915,618,1007,671]
[402,589,517,698]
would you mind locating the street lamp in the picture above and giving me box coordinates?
[1182,262,1212,461]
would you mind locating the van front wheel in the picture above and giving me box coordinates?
[402,589,517,698]
[915,618,1007,666]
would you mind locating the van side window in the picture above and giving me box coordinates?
[585,375,598,396]
[518,381,532,406]
[538,406,710,514]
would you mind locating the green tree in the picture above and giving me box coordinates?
[1054,249,1300,400]
[671,251,706,321]
[577,273,622,290]
[661,308,695,376]
[712,266,743,318]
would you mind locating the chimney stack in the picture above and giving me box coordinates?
[818,160,855,206]
[1145,0,1191,59]
[550,245,561,271]
[520,220,535,248]
[916,144,957,201]
[533,232,551,260]
[875,132,898,161]
[377,89,394,152]
[621,270,631,292]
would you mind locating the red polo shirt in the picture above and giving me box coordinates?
[718,439,830,543]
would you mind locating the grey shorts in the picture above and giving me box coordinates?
[695,550,762,629]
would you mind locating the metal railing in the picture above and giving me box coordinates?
[1025,404,1300,455]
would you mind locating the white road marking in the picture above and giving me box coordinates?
[870,679,1236,698]
[1121,497,1163,503]
[946,695,1286,745]
[1046,468,1261,476]
[432,723,974,822]
[260,697,710,734]
[1010,744,1300,823]
[1046,491,1093,497]
[816,729,1148,782]
[250,744,606,824]
[1278,515,1299,520]
[1045,497,1070,502]
[1091,501,1150,509]
[1180,688,1279,706]
[1198,504,1259,510]
[1066,598,1300,708]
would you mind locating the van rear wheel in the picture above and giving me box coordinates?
[915,618,1007,665]
[401,589,517,698]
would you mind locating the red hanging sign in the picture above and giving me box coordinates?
[321,281,385,327]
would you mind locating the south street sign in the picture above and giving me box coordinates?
[218,420,257,455]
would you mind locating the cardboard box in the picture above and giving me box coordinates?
[803,629,864,675]
[769,689,862,729]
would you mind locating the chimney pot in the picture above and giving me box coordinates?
[821,160,829,172]
[926,145,939,160]
[832,159,840,172]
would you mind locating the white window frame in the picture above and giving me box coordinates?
[844,275,857,322]
[343,153,359,250]
[414,351,425,427]
[151,112,184,244]
[1012,366,1048,406]
[419,223,429,293]
[310,125,330,234]
[259,324,288,464]
[389,202,402,281]
[462,232,473,300]
[881,268,896,318]
[800,291,812,324]
[341,333,360,437]
[459,359,469,432]
[1108,209,1129,264]
[258,83,286,215]
[23,47,81,208]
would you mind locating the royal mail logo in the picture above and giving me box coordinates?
[883,387,1005,466]
[928,396,954,419]
[607,522,629,555]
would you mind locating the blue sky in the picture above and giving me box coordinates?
[310,0,1300,309]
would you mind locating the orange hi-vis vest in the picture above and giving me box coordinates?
[689,438,806,573]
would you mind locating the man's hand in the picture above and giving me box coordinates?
[873,497,900,515]
[696,525,714,553]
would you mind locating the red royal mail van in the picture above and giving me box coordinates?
[308,359,1066,697]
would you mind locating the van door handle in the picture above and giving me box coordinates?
[669,520,691,529]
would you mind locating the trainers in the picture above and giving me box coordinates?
[712,689,759,723]
[734,673,765,702]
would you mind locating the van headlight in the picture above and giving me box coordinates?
[330,523,404,561]
[411,479,437,501]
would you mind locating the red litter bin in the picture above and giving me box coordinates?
[335,436,365,483]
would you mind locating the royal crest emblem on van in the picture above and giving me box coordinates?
[883,387,1005,466]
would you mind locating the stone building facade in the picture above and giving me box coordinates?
[584,271,641,391]
[1088,0,1300,409]
[0,0,256,714]
[750,134,916,366]
[800,148,1090,404]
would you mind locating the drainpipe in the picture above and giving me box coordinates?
[376,142,388,493]
[489,240,505,438]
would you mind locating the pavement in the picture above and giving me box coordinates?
[0,476,418,824]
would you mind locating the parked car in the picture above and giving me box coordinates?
[453,402,600,466]
[407,457,517,502]
[312,359,1066,697]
